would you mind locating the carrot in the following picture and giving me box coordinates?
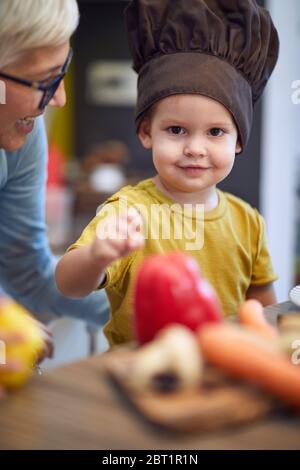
[198,323,300,409]
[238,299,279,340]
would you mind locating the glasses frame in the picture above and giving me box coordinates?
[0,48,73,110]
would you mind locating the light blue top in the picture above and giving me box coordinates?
[0,117,109,326]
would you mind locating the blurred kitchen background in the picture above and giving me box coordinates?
[41,0,300,368]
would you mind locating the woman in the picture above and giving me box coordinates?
[0,0,109,393]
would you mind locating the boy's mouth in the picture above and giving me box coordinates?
[178,165,210,176]
[180,165,209,169]
[178,164,210,170]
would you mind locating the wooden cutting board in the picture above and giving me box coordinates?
[103,348,276,433]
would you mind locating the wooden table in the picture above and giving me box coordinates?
[0,302,300,450]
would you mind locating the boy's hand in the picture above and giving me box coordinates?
[90,208,144,267]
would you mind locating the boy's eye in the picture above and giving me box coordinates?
[168,126,185,135]
[209,128,224,137]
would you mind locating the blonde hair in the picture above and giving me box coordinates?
[0,0,79,68]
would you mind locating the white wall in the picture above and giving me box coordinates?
[261,0,300,301]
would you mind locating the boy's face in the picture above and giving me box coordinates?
[138,94,241,200]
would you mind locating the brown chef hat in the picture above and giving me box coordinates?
[124,0,279,152]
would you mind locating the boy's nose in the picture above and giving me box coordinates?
[48,80,67,108]
[183,135,208,158]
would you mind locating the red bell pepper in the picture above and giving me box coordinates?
[134,252,223,344]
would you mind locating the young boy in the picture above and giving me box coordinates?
[56,0,279,346]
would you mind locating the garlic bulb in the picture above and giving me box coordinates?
[127,325,203,392]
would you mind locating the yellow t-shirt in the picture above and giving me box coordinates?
[68,179,277,346]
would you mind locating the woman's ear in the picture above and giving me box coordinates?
[138,118,152,149]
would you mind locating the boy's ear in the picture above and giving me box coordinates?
[138,118,152,149]
[235,140,242,154]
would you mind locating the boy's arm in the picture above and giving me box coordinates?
[55,209,144,299]
[55,245,107,298]
[246,283,276,307]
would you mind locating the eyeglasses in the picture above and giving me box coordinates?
[0,48,73,110]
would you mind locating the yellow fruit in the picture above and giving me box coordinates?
[0,301,44,389]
